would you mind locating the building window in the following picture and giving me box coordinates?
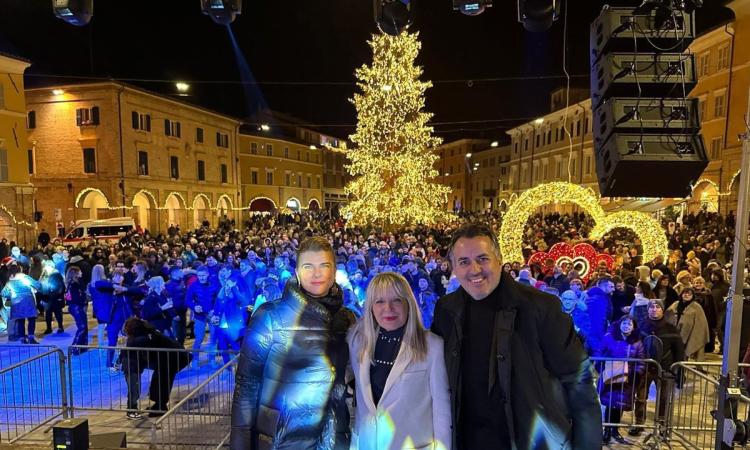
[76,107,100,126]
[216,132,229,148]
[317,176,321,189]
[27,149,34,174]
[83,148,96,173]
[699,97,707,121]
[251,170,258,185]
[283,147,289,158]
[714,91,726,117]
[196,127,204,143]
[297,174,302,186]
[27,111,36,129]
[718,45,730,71]
[307,175,311,188]
[170,156,180,179]
[138,151,149,175]
[132,111,151,131]
[197,160,206,181]
[297,150,301,160]
[264,144,272,156]
[221,164,228,183]
[250,142,258,154]
[699,52,710,77]
[164,119,181,138]
[306,152,310,162]
[266,171,273,185]
[585,156,591,175]
[710,137,723,159]
[0,149,7,182]
[285,173,291,186]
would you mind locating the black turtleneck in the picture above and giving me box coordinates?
[370,325,405,406]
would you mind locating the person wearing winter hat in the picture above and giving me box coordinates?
[673,270,693,296]
[629,296,684,436]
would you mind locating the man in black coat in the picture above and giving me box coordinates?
[431,223,601,450]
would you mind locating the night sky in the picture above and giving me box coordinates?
[0,0,734,142]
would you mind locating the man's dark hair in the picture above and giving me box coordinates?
[596,275,614,286]
[612,275,623,284]
[447,223,500,261]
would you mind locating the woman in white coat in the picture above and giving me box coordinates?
[348,272,451,450]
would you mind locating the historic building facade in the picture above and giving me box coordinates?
[0,53,34,246]
[27,82,241,235]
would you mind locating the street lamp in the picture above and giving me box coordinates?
[175,82,190,95]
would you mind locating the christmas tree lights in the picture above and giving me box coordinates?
[341,32,452,228]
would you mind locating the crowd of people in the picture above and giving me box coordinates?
[0,208,745,446]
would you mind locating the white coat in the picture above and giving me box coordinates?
[349,331,451,450]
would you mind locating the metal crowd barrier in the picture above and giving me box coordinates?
[591,356,669,446]
[669,361,750,450]
[0,346,68,444]
[66,345,237,419]
[0,343,59,370]
[150,356,238,450]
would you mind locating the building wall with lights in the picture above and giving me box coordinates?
[238,133,324,213]
[503,99,597,215]
[687,10,750,215]
[467,144,511,212]
[0,53,34,246]
[26,82,241,235]
[434,138,490,211]
[322,146,352,210]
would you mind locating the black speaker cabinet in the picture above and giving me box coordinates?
[591,52,696,108]
[596,132,708,198]
[593,97,702,147]
[52,418,89,450]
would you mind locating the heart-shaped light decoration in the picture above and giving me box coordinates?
[527,242,615,283]
[499,182,668,265]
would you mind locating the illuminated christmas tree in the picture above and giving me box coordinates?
[342,32,452,228]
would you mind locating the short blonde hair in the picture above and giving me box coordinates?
[350,272,427,365]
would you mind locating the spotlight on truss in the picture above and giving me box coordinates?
[517,0,561,32]
[453,0,492,16]
[374,0,411,36]
[201,0,242,26]
[52,0,93,26]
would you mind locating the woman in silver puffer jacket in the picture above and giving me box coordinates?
[231,237,357,450]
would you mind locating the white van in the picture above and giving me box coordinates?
[63,217,136,245]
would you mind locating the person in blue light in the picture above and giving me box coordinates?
[185,265,219,366]
[140,276,176,337]
[211,264,252,364]
[431,223,601,450]
[165,267,187,345]
[348,272,451,450]
[231,236,356,450]
[39,259,66,334]
[65,266,89,352]
[1,261,41,343]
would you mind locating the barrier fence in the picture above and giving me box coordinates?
[0,346,67,444]
[150,356,238,450]
[66,345,237,418]
[670,362,750,450]
[5,342,750,449]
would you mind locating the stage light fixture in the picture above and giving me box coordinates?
[52,0,93,26]
[517,0,561,32]
[201,0,242,26]
[453,0,492,16]
[374,0,411,36]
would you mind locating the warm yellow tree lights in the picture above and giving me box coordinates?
[342,32,452,228]
[499,182,668,264]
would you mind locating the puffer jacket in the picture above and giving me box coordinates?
[230,279,356,450]
[1,275,41,319]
